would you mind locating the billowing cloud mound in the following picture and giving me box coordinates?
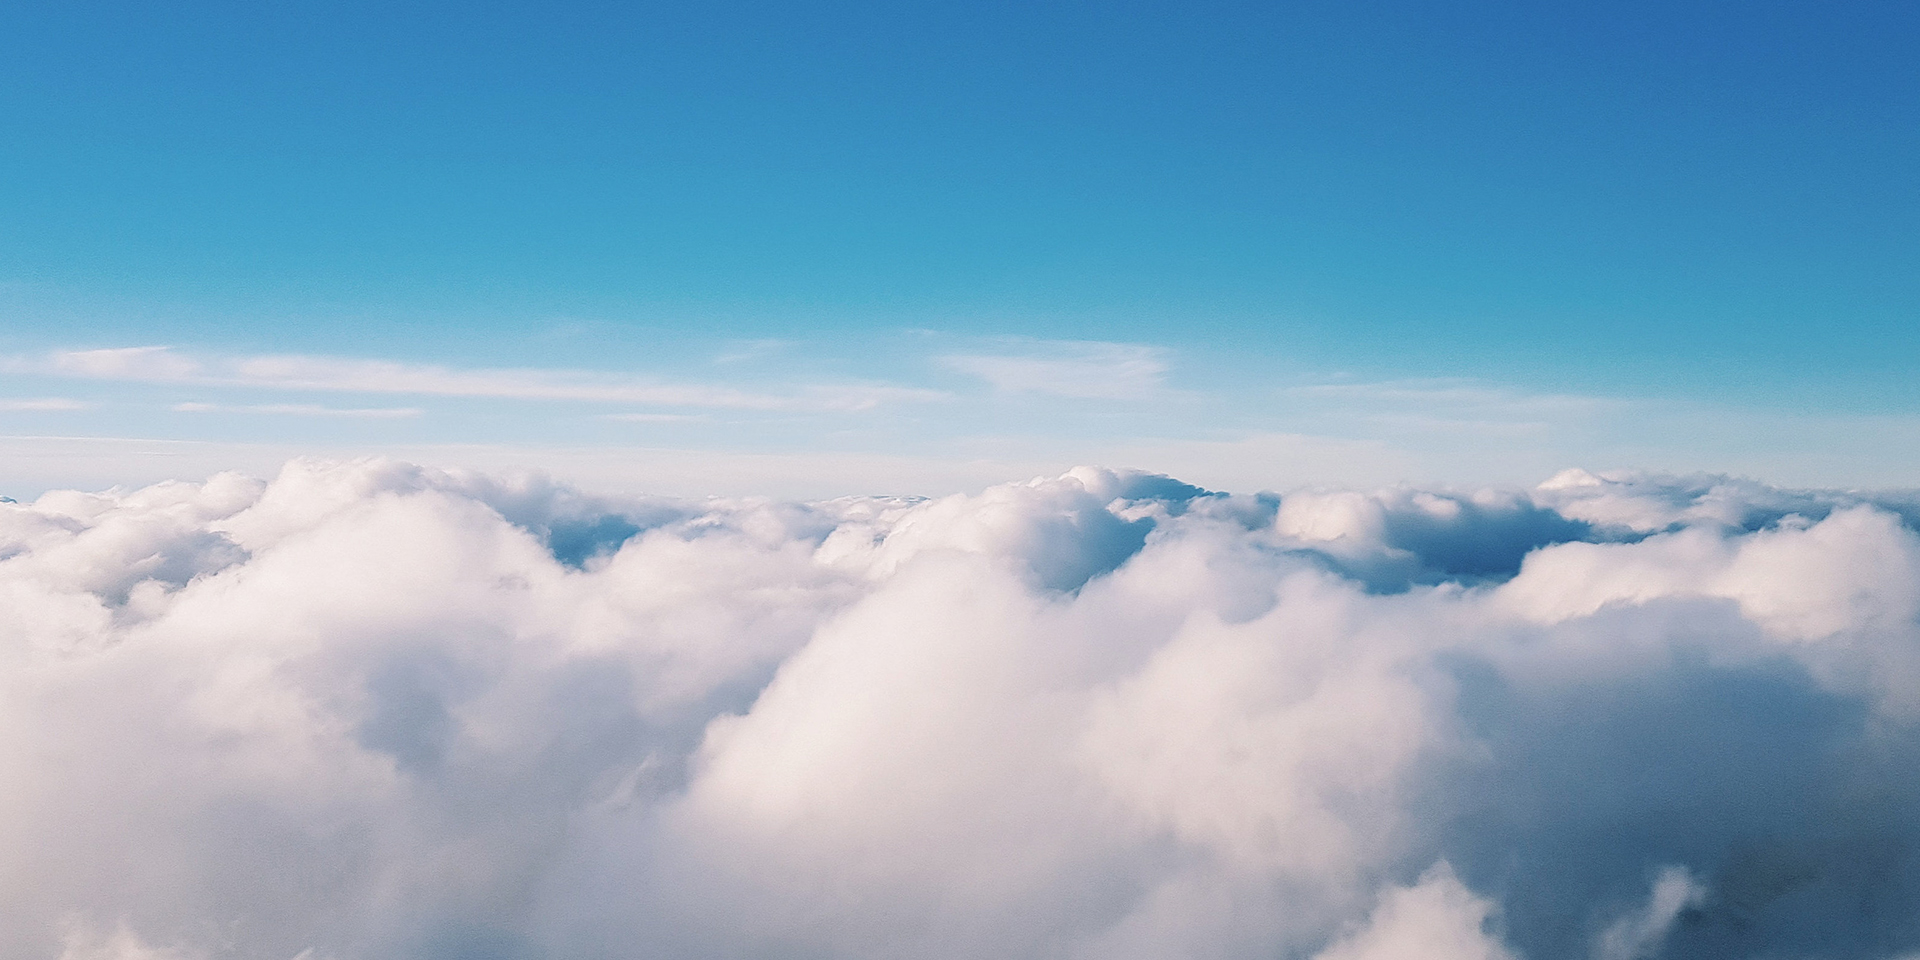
[8,460,1920,959]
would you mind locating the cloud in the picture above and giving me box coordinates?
[713,339,791,364]
[49,345,200,381]
[941,340,1169,399]
[56,921,209,960]
[1287,378,1625,436]
[41,347,943,412]
[3,460,1920,958]
[0,398,93,412]
[598,412,706,423]
[1313,865,1517,960]
[1291,379,1611,412]
[171,403,423,419]
[1592,867,1706,960]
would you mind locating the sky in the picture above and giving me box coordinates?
[15,7,1920,958]
[4,0,1919,495]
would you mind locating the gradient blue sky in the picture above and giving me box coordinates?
[3,0,1918,495]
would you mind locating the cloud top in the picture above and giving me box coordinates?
[4,461,1920,959]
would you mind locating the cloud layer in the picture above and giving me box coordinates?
[8,461,1920,959]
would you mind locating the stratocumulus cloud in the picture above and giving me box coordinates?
[8,462,1920,959]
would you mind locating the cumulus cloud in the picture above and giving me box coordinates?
[3,461,1920,959]
[1313,865,1516,960]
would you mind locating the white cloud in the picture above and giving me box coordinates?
[599,412,706,423]
[41,346,943,412]
[713,339,791,364]
[1592,866,1706,960]
[1290,378,1611,412]
[171,402,423,419]
[56,921,210,960]
[0,459,1918,959]
[1287,378,1625,436]
[1313,865,1516,960]
[0,398,93,412]
[50,345,201,381]
[941,340,1169,399]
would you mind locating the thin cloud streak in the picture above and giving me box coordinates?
[1288,379,1623,418]
[600,412,707,423]
[941,340,1170,399]
[171,402,424,419]
[40,347,945,412]
[0,398,93,412]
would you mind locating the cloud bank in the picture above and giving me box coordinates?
[7,461,1920,959]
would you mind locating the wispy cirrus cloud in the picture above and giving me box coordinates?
[940,340,1169,399]
[0,397,93,412]
[1288,378,1617,412]
[714,339,792,364]
[171,402,424,419]
[40,346,943,412]
[599,412,707,423]
[1287,378,1626,435]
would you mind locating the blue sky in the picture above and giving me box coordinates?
[3,0,1918,495]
